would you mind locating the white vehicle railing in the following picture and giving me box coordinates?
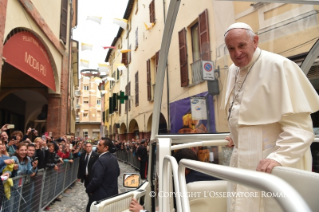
[161,156,182,212]
[170,140,228,150]
[178,159,311,212]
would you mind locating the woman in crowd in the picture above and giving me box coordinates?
[46,143,61,170]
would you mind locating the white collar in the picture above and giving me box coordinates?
[99,151,109,157]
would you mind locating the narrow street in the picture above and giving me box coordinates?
[47,161,139,212]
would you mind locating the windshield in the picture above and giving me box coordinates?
[156,1,319,136]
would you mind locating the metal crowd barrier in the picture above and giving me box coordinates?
[115,150,140,170]
[1,158,79,212]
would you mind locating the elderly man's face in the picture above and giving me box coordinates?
[225,29,258,68]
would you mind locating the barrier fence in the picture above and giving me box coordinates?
[116,150,140,170]
[1,158,79,212]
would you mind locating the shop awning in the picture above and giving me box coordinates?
[3,31,56,91]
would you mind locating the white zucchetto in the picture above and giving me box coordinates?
[224,22,254,36]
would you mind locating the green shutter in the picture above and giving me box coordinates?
[113,93,118,111]
[109,97,113,114]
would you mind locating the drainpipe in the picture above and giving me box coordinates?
[163,0,170,132]
[66,0,73,134]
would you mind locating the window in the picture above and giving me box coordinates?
[83,113,88,117]
[191,23,200,62]
[135,27,138,50]
[128,45,132,64]
[135,0,138,14]
[84,85,89,90]
[135,72,139,106]
[60,0,68,44]
[147,60,151,101]
[83,131,88,138]
[122,52,128,66]
[178,9,211,87]
[149,0,155,23]
[178,28,189,87]
[83,101,89,104]
[125,82,131,112]
[97,99,101,105]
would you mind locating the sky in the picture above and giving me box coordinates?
[73,0,128,73]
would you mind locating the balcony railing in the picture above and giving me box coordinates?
[190,59,204,85]
[75,90,81,96]
[76,104,80,109]
[76,117,79,122]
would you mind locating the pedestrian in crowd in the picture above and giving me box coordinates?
[45,143,61,170]
[0,132,10,157]
[35,137,48,169]
[63,143,74,163]
[77,142,99,188]
[136,139,147,180]
[4,143,36,212]
[26,144,38,177]
[0,139,14,211]
[85,138,119,212]
[223,22,319,212]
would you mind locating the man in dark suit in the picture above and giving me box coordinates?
[136,139,148,179]
[86,138,120,212]
[77,142,99,188]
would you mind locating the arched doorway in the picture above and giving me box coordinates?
[0,89,48,138]
[147,113,168,138]
[1,28,61,136]
[119,123,127,141]
[128,119,139,140]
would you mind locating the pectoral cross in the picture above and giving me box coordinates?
[228,101,234,121]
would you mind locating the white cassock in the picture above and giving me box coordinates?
[224,47,319,212]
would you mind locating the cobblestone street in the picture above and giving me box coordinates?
[46,161,139,212]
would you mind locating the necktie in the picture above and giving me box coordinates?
[84,154,89,174]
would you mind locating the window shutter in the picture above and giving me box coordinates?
[119,97,121,115]
[109,97,113,114]
[198,9,211,60]
[155,51,159,73]
[178,28,189,87]
[60,0,68,44]
[147,59,151,101]
[149,0,155,23]
[135,72,139,106]
[102,111,105,122]
[106,109,109,122]
[125,84,128,113]
[128,82,131,111]
[128,45,132,64]
[135,28,138,49]
[117,69,119,80]
[113,93,118,111]
[122,53,128,66]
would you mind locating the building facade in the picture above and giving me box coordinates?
[103,0,319,140]
[0,0,79,137]
[75,76,102,141]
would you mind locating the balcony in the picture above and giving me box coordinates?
[76,117,79,122]
[76,104,80,109]
[190,60,204,85]
[75,90,81,96]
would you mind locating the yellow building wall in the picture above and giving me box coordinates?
[30,0,62,39]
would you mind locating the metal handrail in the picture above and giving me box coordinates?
[171,140,228,150]
[161,156,182,212]
[178,159,311,212]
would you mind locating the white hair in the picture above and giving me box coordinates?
[224,29,256,41]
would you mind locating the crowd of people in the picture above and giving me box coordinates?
[114,138,150,179]
[0,124,97,211]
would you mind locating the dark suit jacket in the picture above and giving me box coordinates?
[86,152,120,201]
[136,145,147,161]
[77,151,99,184]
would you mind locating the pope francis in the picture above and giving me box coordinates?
[223,22,319,212]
